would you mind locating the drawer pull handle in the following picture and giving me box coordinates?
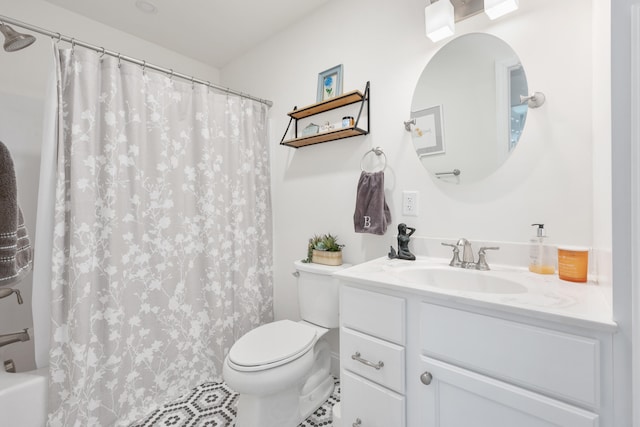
[353,418,362,427]
[351,352,384,370]
[420,371,433,385]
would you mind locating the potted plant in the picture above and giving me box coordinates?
[304,233,344,266]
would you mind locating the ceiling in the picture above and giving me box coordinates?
[43,0,331,69]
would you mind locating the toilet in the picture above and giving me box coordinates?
[223,260,348,427]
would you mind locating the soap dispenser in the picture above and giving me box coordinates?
[529,223,556,274]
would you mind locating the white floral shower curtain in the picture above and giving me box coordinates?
[47,46,273,426]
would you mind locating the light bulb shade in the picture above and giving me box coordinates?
[484,0,519,20]
[425,0,455,42]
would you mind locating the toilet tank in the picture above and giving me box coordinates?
[294,260,350,328]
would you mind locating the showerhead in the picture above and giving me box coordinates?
[0,23,35,52]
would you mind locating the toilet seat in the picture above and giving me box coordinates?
[228,320,317,372]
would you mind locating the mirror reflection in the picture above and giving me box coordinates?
[410,33,528,183]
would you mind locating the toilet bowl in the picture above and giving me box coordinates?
[223,261,348,427]
[223,319,333,426]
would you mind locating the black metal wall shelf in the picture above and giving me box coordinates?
[280,81,370,148]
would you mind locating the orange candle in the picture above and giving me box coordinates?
[557,246,589,283]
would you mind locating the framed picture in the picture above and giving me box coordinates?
[410,105,445,157]
[317,64,343,102]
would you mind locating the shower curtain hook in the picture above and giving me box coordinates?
[54,32,62,44]
[169,69,174,81]
[99,47,105,62]
[142,60,146,75]
[70,38,75,55]
[117,53,122,69]
[191,76,195,89]
[206,81,211,93]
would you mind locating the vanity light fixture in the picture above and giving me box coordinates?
[425,0,455,42]
[424,0,520,43]
[520,92,546,108]
[484,0,519,20]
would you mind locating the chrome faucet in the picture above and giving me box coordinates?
[457,238,475,268]
[476,247,500,270]
[441,243,462,267]
[442,239,500,270]
[0,288,23,304]
[0,328,30,348]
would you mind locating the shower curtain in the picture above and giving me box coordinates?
[45,45,273,426]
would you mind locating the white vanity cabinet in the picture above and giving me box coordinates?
[417,303,601,427]
[339,282,614,427]
[418,356,598,427]
[339,285,407,427]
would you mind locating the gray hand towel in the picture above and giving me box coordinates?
[353,171,391,235]
[0,141,33,286]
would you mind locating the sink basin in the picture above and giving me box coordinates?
[384,265,527,294]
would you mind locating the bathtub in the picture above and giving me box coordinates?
[0,367,47,427]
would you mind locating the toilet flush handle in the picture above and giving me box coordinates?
[292,271,300,278]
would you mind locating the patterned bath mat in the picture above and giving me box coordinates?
[131,378,340,427]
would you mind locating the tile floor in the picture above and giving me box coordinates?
[131,378,340,427]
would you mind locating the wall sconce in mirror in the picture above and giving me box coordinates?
[520,92,546,109]
[403,118,427,138]
[424,0,520,42]
[404,119,416,132]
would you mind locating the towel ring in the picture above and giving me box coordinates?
[360,147,387,172]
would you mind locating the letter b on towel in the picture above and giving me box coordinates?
[353,171,391,235]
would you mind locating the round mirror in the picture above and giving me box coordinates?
[410,33,528,183]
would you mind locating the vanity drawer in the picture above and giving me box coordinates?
[341,370,405,427]
[420,303,599,408]
[341,285,405,345]
[341,327,405,393]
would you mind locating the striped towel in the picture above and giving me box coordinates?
[0,141,32,286]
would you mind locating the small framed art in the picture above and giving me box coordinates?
[317,64,343,102]
[410,105,445,157]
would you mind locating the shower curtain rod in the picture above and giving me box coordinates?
[0,14,273,107]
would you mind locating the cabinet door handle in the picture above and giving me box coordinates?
[353,418,362,427]
[351,352,384,370]
[420,371,433,385]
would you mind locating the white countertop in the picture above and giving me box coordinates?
[334,256,616,332]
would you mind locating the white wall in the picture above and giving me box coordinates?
[221,0,609,321]
[0,0,220,372]
[0,1,221,99]
[592,0,613,289]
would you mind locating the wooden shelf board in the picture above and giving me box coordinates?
[288,90,365,119]
[281,127,367,148]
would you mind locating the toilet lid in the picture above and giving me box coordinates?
[228,320,317,371]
